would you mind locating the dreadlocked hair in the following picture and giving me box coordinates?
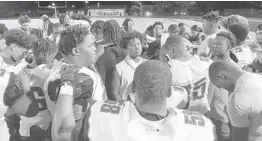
[31,38,58,65]
[58,24,91,56]
[91,20,105,35]
[202,11,221,23]
[119,31,142,49]
[18,15,31,25]
[102,19,121,44]
[4,28,37,50]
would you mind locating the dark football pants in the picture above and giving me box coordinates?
[5,114,21,141]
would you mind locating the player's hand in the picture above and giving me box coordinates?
[17,70,30,91]
[60,65,94,100]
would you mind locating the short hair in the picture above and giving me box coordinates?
[256,24,262,31]
[31,38,58,65]
[53,23,64,29]
[153,21,164,29]
[191,25,202,32]
[30,28,43,39]
[0,23,8,34]
[122,18,134,32]
[18,15,31,25]
[59,13,69,24]
[228,23,249,42]
[168,24,179,33]
[145,25,154,37]
[102,19,121,44]
[119,31,142,49]
[4,28,37,50]
[221,15,249,29]
[178,23,185,27]
[216,31,237,48]
[165,34,184,48]
[133,60,172,104]
[58,24,91,56]
[208,60,239,83]
[90,20,105,35]
[41,14,49,21]
[202,11,221,23]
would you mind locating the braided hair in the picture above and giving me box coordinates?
[91,20,105,35]
[102,19,121,44]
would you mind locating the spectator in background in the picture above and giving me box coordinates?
[122,18,135,32]
[197,11,221,57]
[0,23,8,51]
[168,24,179,35]
[30,28,43,39]
[96,19,127,100]
[41,14,53,38]
[153,21,164,40]
[189,25,206,45]
[178,23,190,39]
[18,15,31,34]
[59,13,71,28]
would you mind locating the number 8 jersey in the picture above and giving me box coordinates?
[169,55,212,114]
[72,100,216,141]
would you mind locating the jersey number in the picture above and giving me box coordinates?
[100,100,123,114]
[183,78,207,101]
[30,87,47,111]
[182,110,205,127]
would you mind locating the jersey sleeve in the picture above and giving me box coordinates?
[71,100,96,141]
[228,92,250,128]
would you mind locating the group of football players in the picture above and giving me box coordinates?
[0,10,262,141]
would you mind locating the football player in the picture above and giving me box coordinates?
[162,34,212,115]
[17,38,58,141]
[1,28,36,141]
[209,60,262,141]
[53,60,216,141]
[44,24,106,121]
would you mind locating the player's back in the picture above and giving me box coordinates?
[169,55,212,114]
[72,100,216,141]
[19,64,52,137]
[229,72,262,141]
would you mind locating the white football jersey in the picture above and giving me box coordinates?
[72,101,216,141]
[19,64,53,137]
[44,62,106,120]
[116,56,146,100]
[231,45,256,69]
[0,56,28,140]
[169,55,212,114]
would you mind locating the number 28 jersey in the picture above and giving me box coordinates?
[169,55,212,114]
[72,100,216,141]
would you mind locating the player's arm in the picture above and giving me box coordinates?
[105,52,122,101]
[52,84,75,141]
[4,72,40,117]
[228,93,250,141]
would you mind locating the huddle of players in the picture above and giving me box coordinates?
[2,11,262,141]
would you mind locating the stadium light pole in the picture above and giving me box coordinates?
[48,3,57,18]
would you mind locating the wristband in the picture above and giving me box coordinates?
[59,83,74,97]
